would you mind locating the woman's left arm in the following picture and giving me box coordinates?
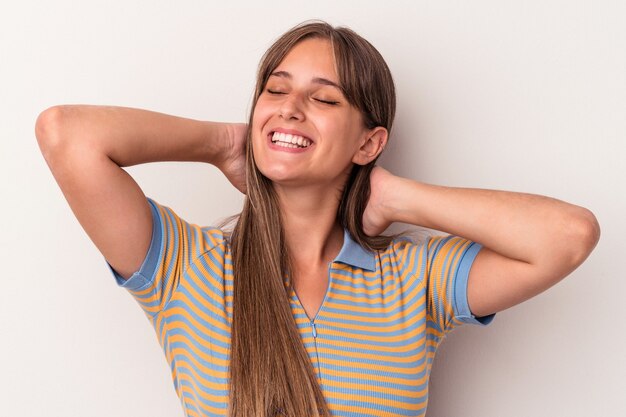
[364,167,601,317]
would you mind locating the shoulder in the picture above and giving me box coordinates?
[146,197,231,257]
[377,233,475,270]
[378,232,426,258]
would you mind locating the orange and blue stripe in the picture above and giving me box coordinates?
[106,197,493,417]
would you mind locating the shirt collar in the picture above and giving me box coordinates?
[332,229,377,271]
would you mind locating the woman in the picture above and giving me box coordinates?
[35,21,599,417]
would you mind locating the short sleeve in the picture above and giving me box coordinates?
[104,197,224,317]
[425,235,495,333]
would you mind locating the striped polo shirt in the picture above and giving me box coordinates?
[106,197,494,417]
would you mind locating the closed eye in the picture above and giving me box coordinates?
[314,98,339,105]
[267,89,286,95]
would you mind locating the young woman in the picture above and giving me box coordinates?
[35,21,599,417]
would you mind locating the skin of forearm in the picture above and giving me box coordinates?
[36,105,232,167]
[387,177,599,269]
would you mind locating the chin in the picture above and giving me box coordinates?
[258,167,300,185]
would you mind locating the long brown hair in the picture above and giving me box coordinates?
[228,21,396,416]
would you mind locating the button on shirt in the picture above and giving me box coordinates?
[106,197,494,417]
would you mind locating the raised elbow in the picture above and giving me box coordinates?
[566,208,600,268]
[35,105,70,152]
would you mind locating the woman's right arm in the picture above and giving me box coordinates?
[35,105,245,280]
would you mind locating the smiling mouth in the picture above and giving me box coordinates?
[270,131,312,148]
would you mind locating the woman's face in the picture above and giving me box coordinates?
[251,37,375,189]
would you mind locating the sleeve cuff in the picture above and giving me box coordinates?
[104,197,163,291]
[453,242,495,326]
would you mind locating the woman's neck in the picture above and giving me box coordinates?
[275,183,345,268]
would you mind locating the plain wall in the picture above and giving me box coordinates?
[1,1,624,416]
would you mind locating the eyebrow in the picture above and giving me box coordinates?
[270,70,342,90]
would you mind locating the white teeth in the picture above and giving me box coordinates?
[271,132,311,148]
[274,141,298,148]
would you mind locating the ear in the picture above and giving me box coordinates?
[352,126,388,166]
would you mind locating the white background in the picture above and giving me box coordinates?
[1,1,624,416]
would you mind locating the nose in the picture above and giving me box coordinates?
[279,95,304,121]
